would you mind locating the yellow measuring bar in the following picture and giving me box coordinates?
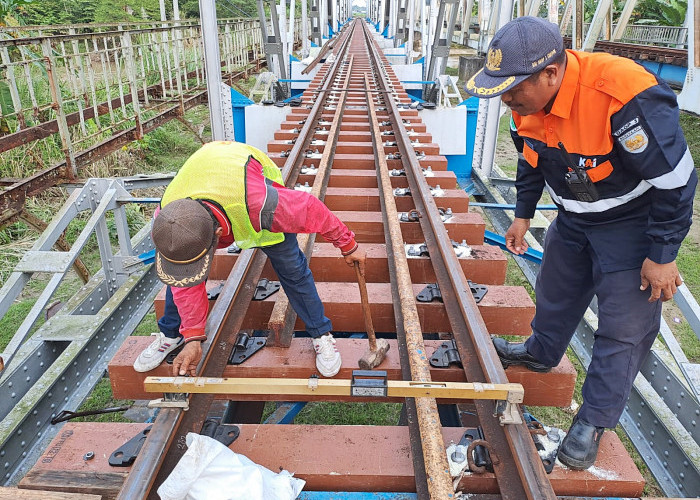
[143,375,524,403]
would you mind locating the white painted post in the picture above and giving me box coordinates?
[379,0,386,34]
[199,0,225,140]
[418,0,429,80]
[159,0,167,22]
[612,0,638,40]
[472,0,515,178]
[173,0,180,19]
[547,0,557,23]
[407,0,415,60]
[582,0,612,51]
[427,0,438,77]
[278,0,288,67]
[332,0,338,34]
[289,0,296,58]
[527,0,541,17]
[302,0,309,56]
[678,0,700,113]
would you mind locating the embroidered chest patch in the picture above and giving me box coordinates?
[619,125,649,154]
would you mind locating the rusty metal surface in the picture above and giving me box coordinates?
[269,38,356,346]
[0,16,288,228]
[363,69,453,499]
[359,21,556,500]
[562,37,688,65]
[117,249,268,500]
[0,91,206,228]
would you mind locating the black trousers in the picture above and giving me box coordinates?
[524,218,661,428]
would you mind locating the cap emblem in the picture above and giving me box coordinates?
[466,71,515,97]
[485,48,503,72]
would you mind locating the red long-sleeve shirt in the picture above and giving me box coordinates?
[170,183,356,343]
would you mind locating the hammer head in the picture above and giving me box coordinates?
[358,338,391,370]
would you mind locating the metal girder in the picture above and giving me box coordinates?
[394,0,409,47]
[257,0,290,99]
[0,179,166,483]
[423,0,460,101]
[612,0,639,41]
[470,0,513,178]
[582,0,613,51]
[310,0,323,46]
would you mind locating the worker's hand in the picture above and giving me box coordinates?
[172,341,202,376]
[505,218,531,255]
[345,246,367,276]
[640,258,682,303]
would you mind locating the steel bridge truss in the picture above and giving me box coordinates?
[0,175,171,485]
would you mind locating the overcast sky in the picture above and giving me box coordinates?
[353,0,367,8]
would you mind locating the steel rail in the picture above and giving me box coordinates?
[359,21,557,500]
[268,50,357,346]
[116,22,360,500]
[117,249,268,500]
[363,72,454,499]
[562,37,688,64]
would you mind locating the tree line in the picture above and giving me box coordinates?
[3,0,259,27]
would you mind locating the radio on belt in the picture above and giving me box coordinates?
[351,370,388,397]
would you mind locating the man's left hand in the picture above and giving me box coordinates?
[344,246,366,276]
[640,258,682,303]
[172,341,202,376]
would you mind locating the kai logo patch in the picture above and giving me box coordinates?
[486,48,502,71]
[619,125,649,154]
[578,157,597,169]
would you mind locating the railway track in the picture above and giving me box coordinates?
[116,18,554,499]
[564,36,688,65]
[20,18,645,500]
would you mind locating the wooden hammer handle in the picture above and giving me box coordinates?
[354,262,377,351]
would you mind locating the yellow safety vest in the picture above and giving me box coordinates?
[161,141,286,249]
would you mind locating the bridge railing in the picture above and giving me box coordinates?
[0,18,302,184]
[563,23,688,48]
[618,24,688,47]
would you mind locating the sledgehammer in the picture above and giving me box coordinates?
[354,262,390,369]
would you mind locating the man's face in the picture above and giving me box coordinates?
[500,67,559,116]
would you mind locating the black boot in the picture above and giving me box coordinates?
[492,337,551,372]
[558,416,605,470]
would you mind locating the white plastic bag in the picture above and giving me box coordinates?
[158,432,305,500]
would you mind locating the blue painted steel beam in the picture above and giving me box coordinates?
[263,402,307,424]
[484,230,543,264]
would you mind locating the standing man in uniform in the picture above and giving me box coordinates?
[465,17,696,469]
[133,141,365,378]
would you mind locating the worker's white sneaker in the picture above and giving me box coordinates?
[133,332,183,373]
[313,333,341,377]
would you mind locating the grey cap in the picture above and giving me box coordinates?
[152,199,217,287]
[465,16,564,98]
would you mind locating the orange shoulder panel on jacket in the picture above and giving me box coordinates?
[574,51,658,105]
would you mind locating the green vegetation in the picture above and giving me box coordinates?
[72,378,134,422]
[294,402,402,425]
[13,0,259,25]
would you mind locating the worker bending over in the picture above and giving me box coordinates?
[466,17,696,469]
[133,141,365,378]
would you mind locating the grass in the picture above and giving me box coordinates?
[72,378,134,423]
[293,402,402,425]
